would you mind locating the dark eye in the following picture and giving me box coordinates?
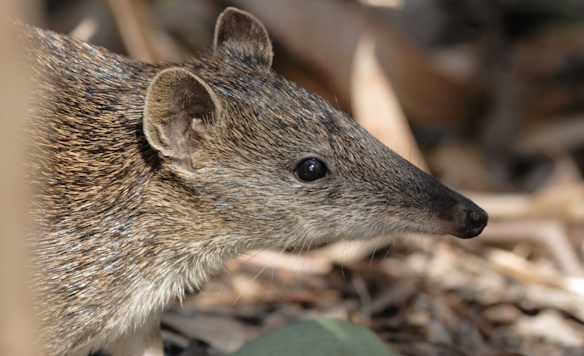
[296,158,328,182]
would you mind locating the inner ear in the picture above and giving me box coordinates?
[213,7,273,67]
[143,67,221,172]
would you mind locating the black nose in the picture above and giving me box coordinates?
[458,206,488,239]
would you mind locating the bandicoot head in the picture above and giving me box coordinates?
[143,8,487,253]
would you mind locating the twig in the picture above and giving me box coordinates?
[481,221,583,276]
[105,0,157,62]
[68,17,99,42]
[486,247,584,294]
[351,35,428,171]
[465,184,584,221]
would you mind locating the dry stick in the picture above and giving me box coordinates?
[466,183,584,221]
[481,221,584,276]
[516,114,584,156]
[350,34,428,171]
[487,247,584,322]
[351,273,373,326]
[68,17,99,42]
[105,0,157,63]
[358,0,404,7]
[486,247,584,297]
[467,184,584,275]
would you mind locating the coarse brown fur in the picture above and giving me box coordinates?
[21,7,487,356]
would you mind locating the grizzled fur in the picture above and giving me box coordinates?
[22,7,486,356]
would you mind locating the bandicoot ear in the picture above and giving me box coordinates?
[143,67,221,172]
[213,7,273,66]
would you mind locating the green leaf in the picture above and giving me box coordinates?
[231,318,396,356]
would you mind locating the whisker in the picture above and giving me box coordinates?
[295,238,308,273]
[220,247,266,303]
[277,237,303,301]
[232,249,278,306]
[301,239,315,274]
[270,246,288,289]
[369,236,382,267]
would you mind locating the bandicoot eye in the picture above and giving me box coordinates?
[296,158,328,181]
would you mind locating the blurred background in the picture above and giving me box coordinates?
[16,0,584,355]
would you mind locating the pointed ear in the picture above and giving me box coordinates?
[143,67,221,172]
[213,7,273,67]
